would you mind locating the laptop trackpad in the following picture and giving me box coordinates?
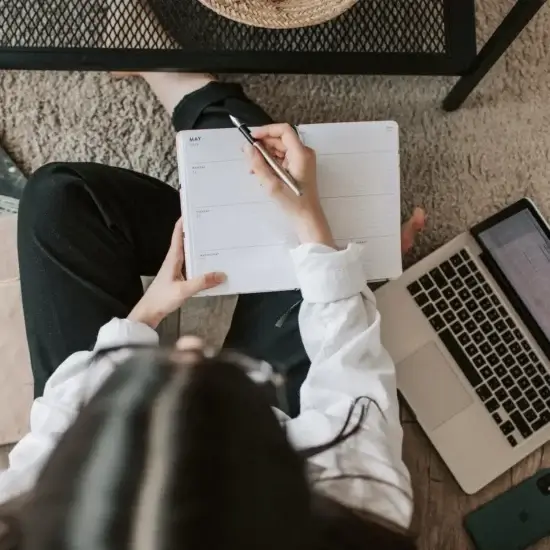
[398,342,473,431]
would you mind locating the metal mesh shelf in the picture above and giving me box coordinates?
[0,0,476,74]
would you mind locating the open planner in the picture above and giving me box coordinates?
[176,121,401,296]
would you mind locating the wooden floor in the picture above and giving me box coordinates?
[2,411,550,549]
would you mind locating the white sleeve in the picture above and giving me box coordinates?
[0,318,158,505]
[285,243,413,528]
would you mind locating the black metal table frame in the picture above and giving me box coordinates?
[0,0,546,111]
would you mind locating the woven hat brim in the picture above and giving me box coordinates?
[196,0,358,29]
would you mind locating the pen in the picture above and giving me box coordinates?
[229,114,303,197]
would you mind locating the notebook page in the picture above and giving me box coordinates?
[177,121,400,296]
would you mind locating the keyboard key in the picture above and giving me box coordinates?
[502,376,514,389]
[457,264,469,278]
[481,322,493,335]
[439,329,482,388]
[460,250,470,262]
[495,343,507,356]
[540,386,550,400]
[510,342,521,355]
[502,331,513,344]
[475,272,484,284]
[458,288,471,301]
[505,316,515,329]
[476,384,491,401]
[525,409,537,423]
[458,332,470,346]
[495,388,507,401]
[479,342,491,355]
[473,355,485,368]
[407,281,422,295]
[533,399,545,413]
[465,344,477,356]
[443,310,456,324]
[503,399,514,413]
[487,309,499,322]
[465,276,477,289]
[511,366,522,378]
[545,374,550,385]
[485,398,499,413]
[513,329,523,340]
[495,320,507,332]
[430,315,445,332]
[521,340,530,351]
[525,365,536,377]
[429,268,447,288]
[473,331,484,344]
[465,320,476,333]
[480,366,492,379]
[482,283,492,295]
[507,435,518,447]
[422,304,436,317]
[415,293,429,308]
[458,309,469,322]
[487,354,498,367]
[536,363,546,374]
[473,310,485,323]
[529,351,538,362]
[443,287,455,300]
[495,365,506,377]
[419,275,434,290]
[451,278,464,290]
[436,299,449,313]
[503,354,515,368]
[500,421,514,435]
[510,411,532,438]
[480,297,492,310]
[450,298,462,310]
[488,377,500,391]
[491,295,500,306]
[510,387,522,400]
[517,398,528,411]
[429,288,442,301]
[526,388,537,401]
[465,299,478,312]
[532,375,544,388]
[518,377,530,390]
[493,412,503,424]
[440,261,455,278]
[473,287,484,300]
[451,321,463,335]
[450,254,463,267]
[488,332,500,346]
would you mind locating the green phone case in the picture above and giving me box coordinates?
[464,469,550,550]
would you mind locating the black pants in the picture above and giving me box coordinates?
[17,82,308,417]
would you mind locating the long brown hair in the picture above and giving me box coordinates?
[0,348,416,550]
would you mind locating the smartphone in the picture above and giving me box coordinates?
[464,469,550,550]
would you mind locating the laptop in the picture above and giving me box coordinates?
[375,198,550,494]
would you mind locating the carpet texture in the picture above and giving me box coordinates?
[0,0,548,345]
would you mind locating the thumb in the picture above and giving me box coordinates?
[180,271,227,299]
[166,218,184,262]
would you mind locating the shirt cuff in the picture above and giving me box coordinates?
[290,243,366,303]
[94,318,159,350]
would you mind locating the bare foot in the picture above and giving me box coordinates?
[401,207,426,254]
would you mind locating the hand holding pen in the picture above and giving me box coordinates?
[237,121,335,249]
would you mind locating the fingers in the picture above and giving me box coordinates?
[401,207,426,253]
[181,271,226,298]
[251,123,303,151]
[244,144,284,194]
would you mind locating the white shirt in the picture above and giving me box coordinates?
[0,243,413,527]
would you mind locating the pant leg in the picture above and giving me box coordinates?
[18,162,180,396]
[172,82,309,417]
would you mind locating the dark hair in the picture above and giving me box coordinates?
[0,348,416,550]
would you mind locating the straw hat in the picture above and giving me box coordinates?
[196,0,358,29]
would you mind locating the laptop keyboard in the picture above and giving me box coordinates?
[407,249,550,448]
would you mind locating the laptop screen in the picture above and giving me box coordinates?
[477,209,550,340]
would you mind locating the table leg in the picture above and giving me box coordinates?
[442,0,548,112]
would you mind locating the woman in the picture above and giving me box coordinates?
[0,72,423,548]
